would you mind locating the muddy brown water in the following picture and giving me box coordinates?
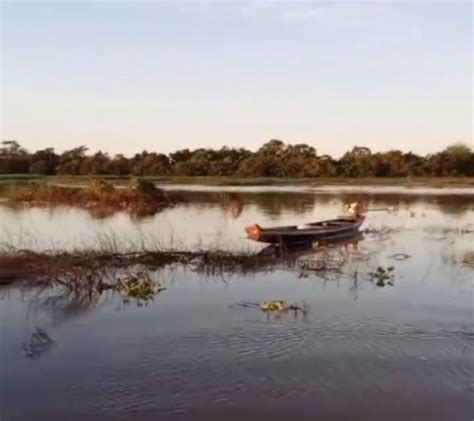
[1,186,473,420]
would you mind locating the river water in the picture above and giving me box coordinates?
[1,186,473,420]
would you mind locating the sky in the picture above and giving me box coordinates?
[1,1,472,157]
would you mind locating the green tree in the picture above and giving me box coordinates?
[56,146,88,175]
[30,148,59,175]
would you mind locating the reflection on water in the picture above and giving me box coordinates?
[1,188,473,252]
[1,187,473,420]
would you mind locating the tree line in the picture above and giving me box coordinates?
[1,139,473,177]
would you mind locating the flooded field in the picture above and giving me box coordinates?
[1,186,473,420]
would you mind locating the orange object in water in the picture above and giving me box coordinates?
[245,224,263,241]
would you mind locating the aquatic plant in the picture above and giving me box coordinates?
[88,178,116,197]
[368,266,395,287]
[232,300,309,316]
[119,273,166,305]
[14,183,84,203]
[129,177,158,195]
[10,178,170,216]
[260,300,289,312]
[0,247,265,289]
[261,300,308,316]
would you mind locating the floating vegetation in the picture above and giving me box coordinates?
[119,273,166,305]
[260,300,289,311]
[11,178,170,216]
[369,266,395,287]
[22,327,54,359]
[231,300,309,316]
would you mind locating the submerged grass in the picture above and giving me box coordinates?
[0,228,368,287]
[0,247,265,287]
[0,246,271,316]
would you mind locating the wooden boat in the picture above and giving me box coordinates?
[245,215,365,245]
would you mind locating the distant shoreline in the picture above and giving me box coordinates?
[1,175,474,188]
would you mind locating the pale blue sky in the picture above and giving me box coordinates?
[1,1,472,156]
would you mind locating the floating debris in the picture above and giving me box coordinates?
[389,253,411,261]
[22,327,54,359]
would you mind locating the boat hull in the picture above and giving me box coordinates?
[245,216,365,245]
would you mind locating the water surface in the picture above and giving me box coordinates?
[1,187,473,420]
